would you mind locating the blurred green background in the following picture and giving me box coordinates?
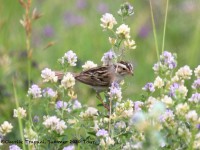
[0,0,200,135]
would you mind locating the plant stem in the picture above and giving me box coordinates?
[13,79,26,150]
[108,99,112,136]
[149,0,159,61]
[162,0,169,53]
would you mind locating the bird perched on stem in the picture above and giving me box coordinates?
[56,61,133,110]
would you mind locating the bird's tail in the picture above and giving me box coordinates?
[55,71,77,80]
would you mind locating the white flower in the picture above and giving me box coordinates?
[123,142,141,150]
[62,50,77,66]
[67,119,78,125]
[193,133,200,149]
[13,107,27,118]
[194,65,200,78]
[154,76,164,89]
[55,120,67,135]
[27,84,42,99]
[24,127,38,141]
[176,65,192,80]
[100,139,105,146]
[175,103,189,115]
[60,73,75,89]
[161,95,173,107]
[43,116,67,135]
[177,126,191,143]
[63,145,75,150]
[100,13,117,30]
[105,137,115,145]
[108,37,117,45]
[0,121,13,136]
[186,110,198,123]
[145,96,158,109]
[82,61,97,71]
[93,120,99,131]
[122,109,133,118]
[79,107,98,118]
[116,24,130,39]
[41,68,58,83]
[115,121,126,129]
[177,85,188,99]
[124,39,136,49]
[171,75,180,83]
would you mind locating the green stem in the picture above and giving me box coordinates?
[149,0,159,61]
[13,79,26,150]
[108,99,112,136]
[162,0,169,53]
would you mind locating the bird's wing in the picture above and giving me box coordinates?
[75,66,111,86]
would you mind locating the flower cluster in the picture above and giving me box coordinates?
[27,84,42,99]
[100,2,136,61]
[60,73,75,89]
[43,116,67,135]
[108,82,122,101]
[13,107,27,118]
[101,50,116,66]
[137,51,200,149]
[153,51,177,75]
[60,50,77,66]
[0,121,13,136]
[41,68,58,83]
[82,60,97,70]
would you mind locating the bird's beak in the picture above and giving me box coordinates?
[129,71,134,76]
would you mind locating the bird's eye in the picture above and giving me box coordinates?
[122,68,126,70]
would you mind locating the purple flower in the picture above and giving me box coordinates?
[72,100,82,109]
[196,124,200,130]
[43,88,57,98]
[43,25,54,37]
[169,83,179,97]
[189,93,200,103]
[96,129,108,137]
[192,79,200,90]
[97,2,109,13]
[138,24,150,38]
[27,84,42,99]
[101,50,116,66]
[108,82,122,101]
[142,83,155,93]
[64,12,85,27]
[160,51,177,70]
[33,116,40,122]
[9,145,21,150]
[55,100,68,109]
[76,0,88,9]
[133,101,144,111]
[159,109,174,122]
